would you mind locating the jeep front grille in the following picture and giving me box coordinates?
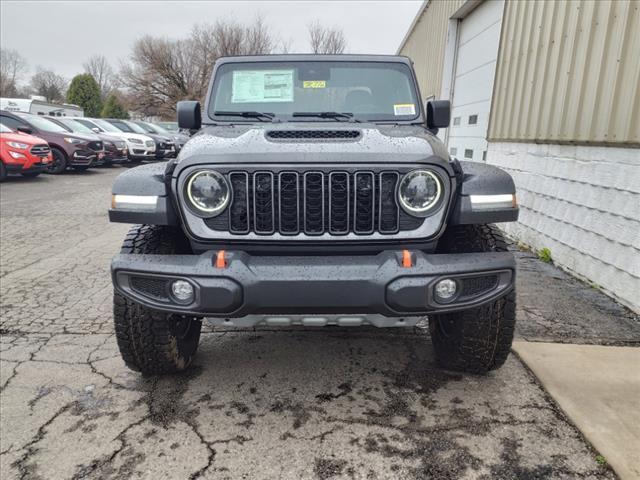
[204,169,424,236]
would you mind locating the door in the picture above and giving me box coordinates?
[448,0,504,162]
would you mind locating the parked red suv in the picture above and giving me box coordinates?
[0,111,105,174]
[0,123,52,181]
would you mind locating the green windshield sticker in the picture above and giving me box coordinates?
[232,70,294,103]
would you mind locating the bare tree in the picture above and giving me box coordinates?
[308,20,347,54]
[83,54,114,98]
[0,48,28,97]
[30,68,67,103]
[120,17,279,118]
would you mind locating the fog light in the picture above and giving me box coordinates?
[171,280,194,303]
[434,279,458,302]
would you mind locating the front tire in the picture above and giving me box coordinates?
[47,148,67,174]
[429,225,516,374]
[113,225,201,375]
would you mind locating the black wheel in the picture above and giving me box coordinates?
[72,166,90,171]
[113,225,201,375]
[21,171,41,178]
[0,162,6,182]
[47,148,67,174]
[429,225,516,374]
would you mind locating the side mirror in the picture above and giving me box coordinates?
[426,100,451,129]
[17,126,33,134]
[177,101,201,130]
[91,127,101,133]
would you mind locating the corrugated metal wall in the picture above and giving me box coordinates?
[399,0,466,100]
[489,0,640,146]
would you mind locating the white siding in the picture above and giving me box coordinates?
[489,141,640,312]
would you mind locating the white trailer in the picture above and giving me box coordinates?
[0,96,84,117]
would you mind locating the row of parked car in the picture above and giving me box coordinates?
[0,110,189,181]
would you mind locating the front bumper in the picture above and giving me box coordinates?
[111,250,515,319]
[5,160,50,174]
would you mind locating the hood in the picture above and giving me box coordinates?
[60,131,101,142]
[0,131,49,145]
[176,123,450,169]
[96,133,125,144]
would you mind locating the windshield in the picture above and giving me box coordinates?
[209,61,420,123]
[146,122,172,135]
[57,118,94,134]
[89,119,121,133]
[17,114,69,133]
[133,121,155,133]
[106,119,134,133]
[125,121,149,134]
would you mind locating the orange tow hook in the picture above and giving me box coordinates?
[402,249,412,268]
[215,250,227,269]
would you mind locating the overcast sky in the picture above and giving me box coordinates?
[1,1,422,81]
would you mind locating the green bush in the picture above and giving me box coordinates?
[101,93,129,119]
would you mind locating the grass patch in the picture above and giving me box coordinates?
[595,455,607,465]
[537,247,552,263]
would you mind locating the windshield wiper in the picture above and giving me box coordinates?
[214,111,276,122]
[292,112,359,122]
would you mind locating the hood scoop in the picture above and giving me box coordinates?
[266,130,361,141]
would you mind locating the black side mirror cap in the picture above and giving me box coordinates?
[177,101,201,130]
[17,126,33,134]
[426,100,451,129]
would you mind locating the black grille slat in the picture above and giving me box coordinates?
[253,172,275,234]
[379,172,400,233]
[279,172,300,234]
[304,172,325,234]
[130,277,168,300]
[329,172,350,234]
[229,172,250,233]
[354,172,375,234]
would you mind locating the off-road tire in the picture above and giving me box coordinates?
[47,148,67,174]
[429,225,516,374]
[113,225,201,375]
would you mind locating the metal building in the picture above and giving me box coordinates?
[398,0,640,312]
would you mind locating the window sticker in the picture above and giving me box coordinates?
[393,103,416,116]
[303,80,326,89]
[232,70,294,103]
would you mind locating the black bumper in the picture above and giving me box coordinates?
[5,162,49,174]
[111,250,515,317]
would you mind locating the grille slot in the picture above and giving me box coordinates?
[460,275,498,298]
[30,144,50,157]
[229,172,249,233]
[354,172,375,234]
[203,169,428,237]
[267,130,360,140]
[329,172,350,234]
[278,172,300,234]
[253,172,275,234]
[88,141,103,151]
[304,172,325,234]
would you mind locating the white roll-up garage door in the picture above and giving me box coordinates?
[448,0,504,162]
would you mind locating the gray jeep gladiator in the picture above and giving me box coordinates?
[109,55,519,375]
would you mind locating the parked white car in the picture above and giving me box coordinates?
[73,118,156,163]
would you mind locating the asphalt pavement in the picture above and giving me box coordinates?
[1,167,637,479]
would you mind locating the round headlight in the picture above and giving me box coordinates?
[398,170,442,216]
[185,170,230,216]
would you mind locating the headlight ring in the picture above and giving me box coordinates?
[184,170,230,217]
[397,169,443,217]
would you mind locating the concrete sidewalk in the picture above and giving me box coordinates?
[514,341,640,480]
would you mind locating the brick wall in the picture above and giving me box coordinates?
[487,142,640,312]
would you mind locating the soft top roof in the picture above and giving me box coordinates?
[214,54,412,65]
